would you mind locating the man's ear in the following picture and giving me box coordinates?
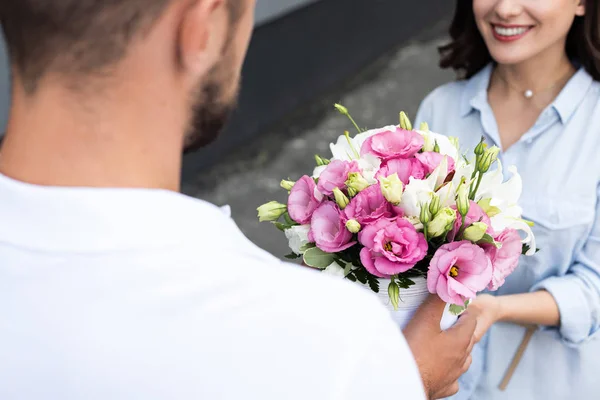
[177,0,227,80]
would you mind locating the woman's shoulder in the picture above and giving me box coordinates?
[420,80,468,109]
[416,80,469,127]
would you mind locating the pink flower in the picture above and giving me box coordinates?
[484,229,522,291]
[317,160,360,195]
[375,157,426,185]
[448,201,493,241]
[288,175,324,224]
[360,128,424,160]
[415,152,456,175]
[358,218,428,278]
[427,241,493,305]
[344,184,396,225]
[310,202,356,253]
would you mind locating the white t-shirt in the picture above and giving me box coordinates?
[0,173,425,399]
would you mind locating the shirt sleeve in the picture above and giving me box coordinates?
[415,90,436,129]
[531,184,600,346]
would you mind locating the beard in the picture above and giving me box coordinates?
[182,59,239,154]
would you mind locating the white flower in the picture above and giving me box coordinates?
[312,165,327,179]
[491,213,536,256]
[476,162,523,210]
[357,153,381,184]
[416,130,460,162]
[285,225,311,254]
[399,158,453,217]
[399,176,436,217]
[322,261,346,277]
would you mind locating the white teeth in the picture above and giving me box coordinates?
[494,26,529,37]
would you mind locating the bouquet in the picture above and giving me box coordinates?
[258,104,536,327]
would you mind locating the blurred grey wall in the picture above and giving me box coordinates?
[0,1,319,133]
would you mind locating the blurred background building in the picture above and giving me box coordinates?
[0,0,456,257]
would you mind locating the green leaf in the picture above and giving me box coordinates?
[346,273,357,282]
[366,273,380,293]
[522,244,540,255]
[299,243,316,253]
[479,233,502,248]
[274,222,287,232]
[303,247,335,269]
[449,304,466,316]
[343,262,353,277]
[353,268,368,284]
[396,276,416,290]
[388,281,400,311]
[284,253,301,260]
[283,212,298,226]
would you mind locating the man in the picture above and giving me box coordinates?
[0,1,475,399]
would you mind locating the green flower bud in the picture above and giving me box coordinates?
[334,103,349,115]
[379,173,404,206]
[399,111,413,131]
[463,222,488,242]
[474,137,487,156]
[280,179,296,191]
[257,201,287,222]
[433,140,441,153]
[419,122,430,132]
[420,202,432,225]
[456,184,470,218]
[429,195,441,216]
[346,219,362,234]
[478,146,500,173]
[314,155,330,166]
[426,207,457,238]
[333,187,350,210]
[421,132,435,152]
[346,172,370,195]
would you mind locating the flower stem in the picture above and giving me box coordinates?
[469,172,484,200]
[347,113,363,134]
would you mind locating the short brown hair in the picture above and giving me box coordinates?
[0,1,172,93]
[439,0,600,81]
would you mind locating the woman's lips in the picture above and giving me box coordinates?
[491,24,533,42]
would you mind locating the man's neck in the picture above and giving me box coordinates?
[0,79,186,191]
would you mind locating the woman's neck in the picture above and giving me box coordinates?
[493,49,575,96]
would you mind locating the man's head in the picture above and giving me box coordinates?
[0,0,255,151]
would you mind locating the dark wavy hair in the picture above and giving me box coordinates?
[439,0,600,80]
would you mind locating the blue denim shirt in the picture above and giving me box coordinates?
[416,64,600,399]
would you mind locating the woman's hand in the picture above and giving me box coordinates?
[467,294,503,343]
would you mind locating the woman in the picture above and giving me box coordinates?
[415,0,600,398]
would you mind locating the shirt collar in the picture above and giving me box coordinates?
[552,67,593,123]
[459,63,594,124]
[0,173,232,253]
[460,64,493,118]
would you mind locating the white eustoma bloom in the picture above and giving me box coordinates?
[416,130,460,162]
[473,161,536,255]
[357,153,381,184]
[322,261,346,277]
[285,225,311,255]
[312,165,327,179]
[400,159,456,217]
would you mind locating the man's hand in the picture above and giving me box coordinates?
[403,295,477,399]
